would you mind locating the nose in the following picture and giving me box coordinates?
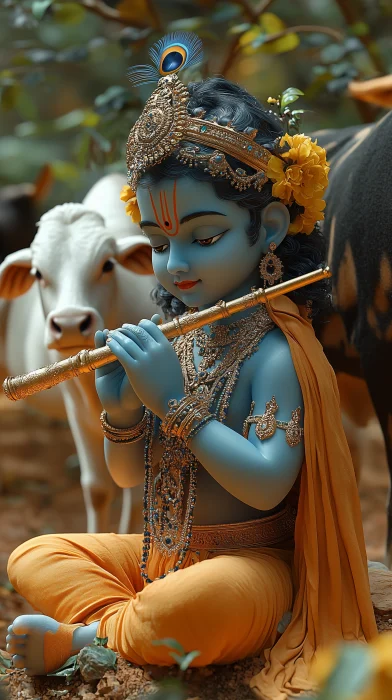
[166,246,190,275]
[50,314,92,339]
[47,309,101,348]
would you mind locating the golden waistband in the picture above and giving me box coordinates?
[189,504,297,551]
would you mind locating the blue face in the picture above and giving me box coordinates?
[137,177,269,309]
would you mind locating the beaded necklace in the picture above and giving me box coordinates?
[140,305,275,584]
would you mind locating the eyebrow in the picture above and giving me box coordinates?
[139,211,226,229]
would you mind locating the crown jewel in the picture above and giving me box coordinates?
[126,74,273,192]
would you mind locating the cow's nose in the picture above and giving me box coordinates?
[50,313,93,340]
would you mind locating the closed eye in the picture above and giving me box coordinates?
[195,229,229,247]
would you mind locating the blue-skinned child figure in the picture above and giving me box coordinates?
[7,33,377,700]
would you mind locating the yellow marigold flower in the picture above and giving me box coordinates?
[125,197,141,223]
[289,197,326,235]
[267,133,329,235]
[120,184,141,223]
[120,184,135,203]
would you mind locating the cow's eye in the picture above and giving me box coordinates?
[35,269,42,280]
[102,259,114,274]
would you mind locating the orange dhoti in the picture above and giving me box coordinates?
[8,522,294,667]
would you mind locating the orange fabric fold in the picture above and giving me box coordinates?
[250,295,378,699]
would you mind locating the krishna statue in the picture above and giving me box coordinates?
[6,33,376,700]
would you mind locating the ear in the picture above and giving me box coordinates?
[114,235,153,276]
[260,201,290,253]
[349,75,392,108]
[0,248,34,299]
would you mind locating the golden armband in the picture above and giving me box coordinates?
[243,396,303,448]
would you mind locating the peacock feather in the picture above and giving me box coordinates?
[128,32,203,87]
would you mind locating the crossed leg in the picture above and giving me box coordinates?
[7,533,293,674]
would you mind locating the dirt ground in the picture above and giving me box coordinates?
[0,393,390,699]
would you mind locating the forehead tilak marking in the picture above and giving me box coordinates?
[148,180,180,236]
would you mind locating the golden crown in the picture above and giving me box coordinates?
[124,32,329,235]
[126,73,272,193]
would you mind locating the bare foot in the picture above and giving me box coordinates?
[6,614,98,675]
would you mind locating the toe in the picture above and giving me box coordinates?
[12,616,31,635]
[12,654,26,670]
[6,640,26,654]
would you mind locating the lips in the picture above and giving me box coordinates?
[174,280,199,290]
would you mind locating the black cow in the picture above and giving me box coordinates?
[312,108,392,563]
[0,165,52,263]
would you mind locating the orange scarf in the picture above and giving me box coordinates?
[250,295,378,699]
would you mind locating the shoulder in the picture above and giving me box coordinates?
[254,327,295,378]
[251,327,303,411]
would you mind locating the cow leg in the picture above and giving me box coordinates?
[359,340,392,567]
[61,389,115,533]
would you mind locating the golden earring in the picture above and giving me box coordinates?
[259,243,283,287]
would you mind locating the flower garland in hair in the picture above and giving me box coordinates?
[267,133,329,235]
[120,184,141,223]
[266,88,329,235]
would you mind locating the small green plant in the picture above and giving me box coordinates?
[152,638,201,672]
[137,638,201,700]
[267,87,306,134]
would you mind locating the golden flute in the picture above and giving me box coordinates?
[2,267,331,401]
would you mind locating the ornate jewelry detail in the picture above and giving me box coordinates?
[126,72,274,192]
[259,242,284,287]
[100,408,148,443]
[140,306,276,584]
[189,505,297,550]
[126,75,190,191]
[161,389,215,444]
[177,145,268,193]
[243,397,304,447]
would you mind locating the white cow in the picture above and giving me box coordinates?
[0,174,156,533]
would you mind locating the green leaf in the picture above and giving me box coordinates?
[0,84,21,111]
[32,0,53,20]
[47,654,78,678]
[350,21,369,36]
[281,87,305,97]
[152,638,185,655]
[52,2,86,24]
[178,650,201,671]
[167,17,206,32]
[228,22,251,35]
[93,637,109,647]
[280,93,302,109]
[320,43,346,64]
[0,651,12,672]
[54,109,99,131]
[169,651,183,666]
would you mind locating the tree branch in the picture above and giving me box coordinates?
[262,24,344,45]
[217,23,344,77]
[72,0,161,29]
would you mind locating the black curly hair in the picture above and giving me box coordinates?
[137,76,331,319]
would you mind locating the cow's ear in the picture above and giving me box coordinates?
[349,75,392,108]
[115,236,153,276]
[0,249,34,299]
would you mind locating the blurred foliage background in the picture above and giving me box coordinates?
[0,0,391,211]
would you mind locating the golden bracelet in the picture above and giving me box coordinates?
[100,407,148,444]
